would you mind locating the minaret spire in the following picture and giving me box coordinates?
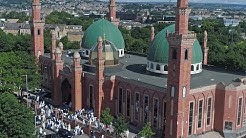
[175,0,190,34]
[203,30,209,65]
[165,0,196,137]
[150,26,155,42]
[30,0,45,60]
[95,36,105,117]
[72,51,83,111]
[109,0,119,27]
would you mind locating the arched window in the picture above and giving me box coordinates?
[37,29,40,35]
[182,87,187,98]
[156,64,160,71]
[172,49,177,59]
[171,86,175,97]
[164,65,168,71]
[191,65,194,71]
[185,49,188,60]
[196,65,199,70]
[151,63,154,69]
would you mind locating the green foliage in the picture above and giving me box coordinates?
[113,116,127,137]
[0,92,35,138]
[1,11,29,23]
[59,36,80,50]
[0,51,41,92]
[0,29,31,52]
[44,29,52,53]
[100,107,113,126]
[45,11,93,30]
[190,19,246,71]
[139,122,155,138]
[0,29,52,53]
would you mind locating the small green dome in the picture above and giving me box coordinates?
[147,24,203,64]
[82,19,125,50]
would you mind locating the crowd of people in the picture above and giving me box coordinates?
[31,95,112,138]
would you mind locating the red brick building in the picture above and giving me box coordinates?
[32,0,246,137]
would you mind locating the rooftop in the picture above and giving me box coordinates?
[44,52,246,90]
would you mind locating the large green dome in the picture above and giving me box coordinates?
[81,19,125,50]
[147,24,203,64]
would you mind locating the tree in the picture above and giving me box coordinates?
[139,122,155,138]
[0,51,41,92]
[45,11,93,30]
[113,116,127,138]
[59,36,80,50]
[100,107,113,126]
[0,29,32,53]
[1,11,29,23]
[44,29,52,53]
[0,92,35,138]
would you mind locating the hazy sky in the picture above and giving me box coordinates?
[113,0,246,5]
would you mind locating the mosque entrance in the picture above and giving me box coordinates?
[61,79,72,105]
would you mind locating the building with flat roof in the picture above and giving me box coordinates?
[31,0,246,137]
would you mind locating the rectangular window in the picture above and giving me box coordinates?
[171,86,175,98]
[170,119,173,135]
[135,93,140,120]
[237,98,243,125]
[198,100,203,128]
[229,96,232,108]
[144,95,149,123]
[163,101,167,132]
[224,121,233,130]
[38,29,40,35]
[89,85,93,109]
[153,98,158,128]
[171,100,173,115]
[188,102,194,135]
[126,90,131,117]
[207,98,212,125]
[163,101,167,119]
[118,88,123,114]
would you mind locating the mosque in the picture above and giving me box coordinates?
[31,0,246,137]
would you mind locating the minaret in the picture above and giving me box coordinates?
[165,0,196,137]
[109,0,119,27]
[51,31,56,60]
[202,31,209,65]
[95,36,105,117]
[53,47,63,107]
[72,51,83,111]
[150,26,155,42]
[30,0,45,59]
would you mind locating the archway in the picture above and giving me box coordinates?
[61,79,72,105]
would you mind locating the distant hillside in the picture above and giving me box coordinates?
[0,0,31,8]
